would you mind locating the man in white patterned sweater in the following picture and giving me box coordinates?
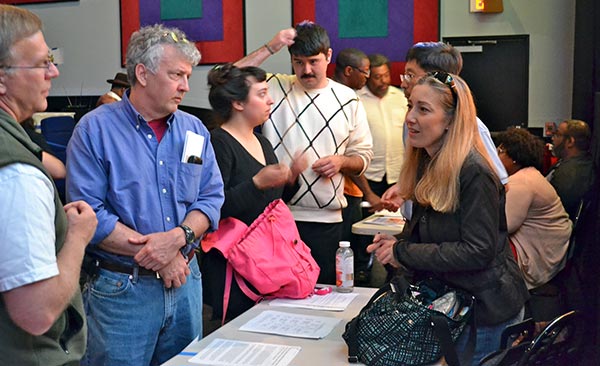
[235,22,373,284]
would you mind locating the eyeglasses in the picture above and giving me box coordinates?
[350,66,370,78]
[400,73,416,83]
[0,51,55,73]
[429,71,457,104]
[552,132,564,139]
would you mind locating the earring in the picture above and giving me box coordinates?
[512,160,517,164]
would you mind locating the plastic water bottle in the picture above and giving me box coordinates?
[336,241,354,292]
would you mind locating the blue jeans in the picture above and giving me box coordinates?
[81,260,203,366]
[456,307,525,366]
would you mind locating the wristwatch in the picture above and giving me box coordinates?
[178,224,196,246]
[178,224,196,261]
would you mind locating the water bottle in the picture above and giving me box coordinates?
[336,241,354,292]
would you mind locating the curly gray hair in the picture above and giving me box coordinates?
[125,24,201,86]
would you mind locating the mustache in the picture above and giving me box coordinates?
[301,74,316,79]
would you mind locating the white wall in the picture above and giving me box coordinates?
[441,0,575,128]
[25,0,574,127]
[22,0,292,108]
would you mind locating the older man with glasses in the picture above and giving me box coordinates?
[0,5,97,365]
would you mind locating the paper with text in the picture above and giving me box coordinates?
[269,292,358,311]
[239,310,340,339]
[189,338,300,366]
[181,130,205,163]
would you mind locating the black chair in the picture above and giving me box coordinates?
[479,318,535,366]
[40,115,77,164]
[521,310,580,365]
[41,115,76,203]
[479,311,580,366]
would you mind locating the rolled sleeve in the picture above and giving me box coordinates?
[66,122,119,245]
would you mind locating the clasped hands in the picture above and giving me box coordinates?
[129,229,190,288]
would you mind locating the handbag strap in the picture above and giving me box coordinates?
[222,262,263,326]
[233,270,262,303]
[431,297,477,366]
[222,263,233,326]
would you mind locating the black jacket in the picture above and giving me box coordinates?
[395,151,529,325]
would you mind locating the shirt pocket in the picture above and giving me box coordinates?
[176,162,203,205]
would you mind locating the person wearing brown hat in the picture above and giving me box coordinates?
[95,72,130,107]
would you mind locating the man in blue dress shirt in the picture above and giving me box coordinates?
[67,24,224,366]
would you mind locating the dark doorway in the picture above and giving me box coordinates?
[443,35,529,132]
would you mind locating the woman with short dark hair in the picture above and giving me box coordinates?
[496,127,571,328]
[202,63,306,321]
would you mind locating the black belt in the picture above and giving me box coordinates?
[97,260,159,277]
[96,251,195,278]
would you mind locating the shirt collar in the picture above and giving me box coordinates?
[121,90,175,130]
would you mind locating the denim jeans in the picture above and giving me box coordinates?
[456,307,525,366]
[81,260,203,366]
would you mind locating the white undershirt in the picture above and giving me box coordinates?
[0,163,59,292]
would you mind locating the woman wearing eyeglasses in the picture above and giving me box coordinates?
[495,127,571,330]
[367,73,529,365]
[201,63,307,322]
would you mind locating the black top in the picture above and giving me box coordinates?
[395,151,529,325]
[211,127,282,225]
[203,127,292,320]
[548,155,595,221]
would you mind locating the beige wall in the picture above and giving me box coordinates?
[441,0,575,127]
[26,0,574,127]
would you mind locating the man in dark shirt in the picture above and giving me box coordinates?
[547,119,595,220]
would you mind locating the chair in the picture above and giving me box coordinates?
[41,116,75,203]
[479,311,581,366]
[479,318,536,366]
[40,115,77,164]
[521,310,580,365]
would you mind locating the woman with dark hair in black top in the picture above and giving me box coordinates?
[202,63,306,321]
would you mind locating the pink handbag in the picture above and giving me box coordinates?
[202,199,320,323]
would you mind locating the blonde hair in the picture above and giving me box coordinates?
[398,74,496,212]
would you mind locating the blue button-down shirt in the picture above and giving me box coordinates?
[66,92,224,266]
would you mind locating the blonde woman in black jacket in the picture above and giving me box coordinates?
[368,72,529,365]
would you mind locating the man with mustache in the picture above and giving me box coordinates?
[66,24,224,365]
[235,22,373,285]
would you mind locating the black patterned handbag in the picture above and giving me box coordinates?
[342,276,476,366]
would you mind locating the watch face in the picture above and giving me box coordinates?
[181,225,195,244]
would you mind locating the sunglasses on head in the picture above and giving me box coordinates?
[428,71,457,105]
